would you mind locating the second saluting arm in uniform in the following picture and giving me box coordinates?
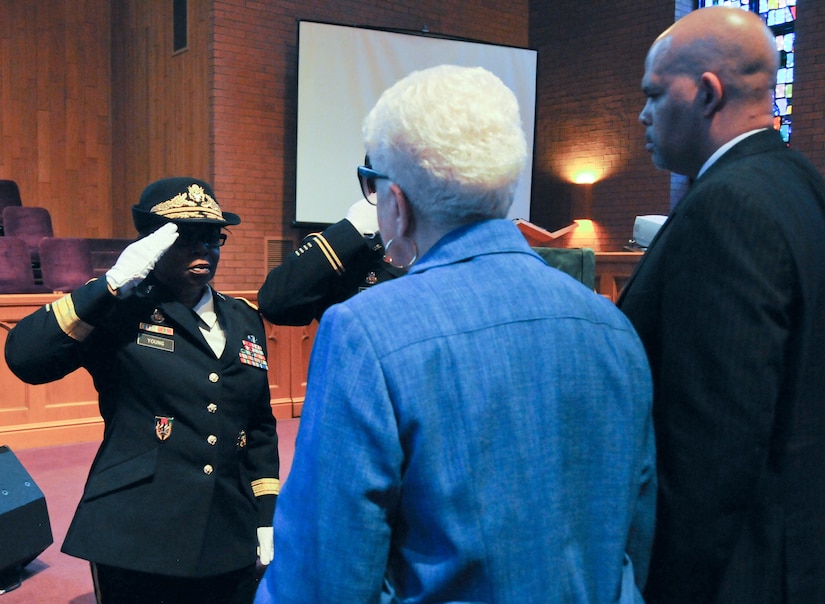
[4,178,279,604]
[258,196,404,326]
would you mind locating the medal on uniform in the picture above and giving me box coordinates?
[239,335,268,369]
[139,322,174,336]
[155,416,174,441]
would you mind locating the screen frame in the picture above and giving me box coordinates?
[293,20,539,228]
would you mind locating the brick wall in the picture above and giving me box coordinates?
[789,2,825,170]
[529,1,682,251]
[210,0,529,290]
[529,0,824,251]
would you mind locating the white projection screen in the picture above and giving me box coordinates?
[294,20,538,226]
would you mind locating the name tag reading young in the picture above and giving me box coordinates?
[137,333,175,352]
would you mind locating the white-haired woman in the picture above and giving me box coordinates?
[256,65,655,604]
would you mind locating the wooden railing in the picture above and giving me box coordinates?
[1,252,641,451]
[0,291,313,451]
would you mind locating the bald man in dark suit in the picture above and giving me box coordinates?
[619,7,825,603]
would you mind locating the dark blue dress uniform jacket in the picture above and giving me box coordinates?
[4,275,279,577]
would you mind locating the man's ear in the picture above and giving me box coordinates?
[699,72,724,116]
[388,182,414,238]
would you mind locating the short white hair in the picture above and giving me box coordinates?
[362,64,527,226]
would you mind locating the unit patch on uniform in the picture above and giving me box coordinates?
[238,335,268,369]
[155,416,174,441]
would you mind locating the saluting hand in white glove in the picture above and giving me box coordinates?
[345,195,379,236]
[105,223,179,296]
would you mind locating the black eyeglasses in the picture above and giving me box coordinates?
[357,165,390,205]
[175,231,227,248]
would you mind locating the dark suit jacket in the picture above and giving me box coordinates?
[5,276,279,577]
[618,129,825,603]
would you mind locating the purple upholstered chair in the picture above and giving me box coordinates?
[39,237,94,292]
[2,206,54,271]
[0,179,23,236]
[0,236,48,294]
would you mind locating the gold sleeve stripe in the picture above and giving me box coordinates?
[252,478,281,497]
[51,294,95,342]
[312,234,345,276]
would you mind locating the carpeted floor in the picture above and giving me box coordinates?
[2,417,299,603]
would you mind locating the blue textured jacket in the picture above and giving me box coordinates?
[257,219,655,603]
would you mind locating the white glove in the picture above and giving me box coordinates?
[345,196,379,236]
[105,223,179,296]
[257,526,274,565]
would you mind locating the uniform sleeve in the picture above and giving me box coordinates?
[248,392,280,526]
[5,277,116,384]
[257,219,378,326]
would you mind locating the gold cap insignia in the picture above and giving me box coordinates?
[150,184,225,222]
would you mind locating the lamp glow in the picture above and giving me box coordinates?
[573,170,598,185]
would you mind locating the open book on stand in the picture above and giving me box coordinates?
[513,218,578,247]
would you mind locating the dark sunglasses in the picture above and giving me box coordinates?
[174,230,227,248]
[356,165,390,205]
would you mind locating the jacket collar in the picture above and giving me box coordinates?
[135,275,228,347]
[698,128,786,183]
[618,128,787,305]
[408,219,533,276]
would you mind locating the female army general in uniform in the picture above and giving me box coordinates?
[4,177,280,603]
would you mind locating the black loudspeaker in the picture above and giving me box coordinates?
[0,445,53,593]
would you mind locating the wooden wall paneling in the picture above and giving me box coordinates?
[110,0,212,238]
[0,0,112,241]
[110,0,149,235]
[1,291,311,450]
[263,320,297,420]
[0,320,34,428]
[593,252,643,302]
[289,321,318,418]
[0,294,102,451]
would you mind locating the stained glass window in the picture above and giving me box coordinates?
[697,0,796,144]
